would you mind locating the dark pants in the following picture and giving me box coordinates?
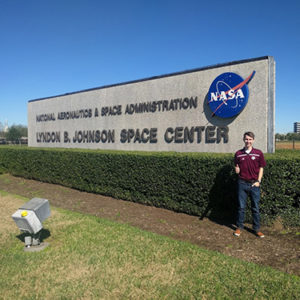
[236,179,261,232]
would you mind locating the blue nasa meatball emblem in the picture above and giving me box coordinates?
[208,71,255,118]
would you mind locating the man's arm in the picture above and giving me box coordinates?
[258,167,264,182]
[234,152,239,174]
[252,167,264,187]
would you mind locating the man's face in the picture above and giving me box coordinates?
[243,135,254,149]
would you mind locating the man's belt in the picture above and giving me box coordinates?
[239,178,257,184]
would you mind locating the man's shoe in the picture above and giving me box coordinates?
[233,228,241,236]
[256,231,265,238]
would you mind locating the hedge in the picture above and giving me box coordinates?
[0,147,299,226]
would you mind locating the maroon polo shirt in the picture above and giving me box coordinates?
[234,147,266,181]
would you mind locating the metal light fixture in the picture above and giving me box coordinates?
[12,198,51,251]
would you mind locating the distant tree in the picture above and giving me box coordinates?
[0,122,5,138]
[286,132,300,141]
[5,125,28,143]
[275,133,285,141]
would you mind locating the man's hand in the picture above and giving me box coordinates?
[252,181,260,187]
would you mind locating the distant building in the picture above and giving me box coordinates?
[20,137,28,145]
[294,122,300,134]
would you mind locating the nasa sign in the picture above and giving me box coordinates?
[28,56,275,153]
[208,71,255,118]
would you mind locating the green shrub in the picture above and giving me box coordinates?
[0,147,299,226]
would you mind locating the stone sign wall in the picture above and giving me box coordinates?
[28,56,275,153]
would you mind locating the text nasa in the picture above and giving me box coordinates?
[210,88,245,101]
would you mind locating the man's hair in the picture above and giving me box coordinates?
[243,131,255,139]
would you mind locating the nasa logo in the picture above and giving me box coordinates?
[207,71,255,118]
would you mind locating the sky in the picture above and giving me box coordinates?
[0,0,299,133]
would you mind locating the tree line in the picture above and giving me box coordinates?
[0,124,28,144]
[275,132,300,141]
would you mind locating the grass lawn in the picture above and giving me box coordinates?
[1,193,299,299]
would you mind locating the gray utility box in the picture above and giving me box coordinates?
[12,198,51,234]
[20,198,50,222]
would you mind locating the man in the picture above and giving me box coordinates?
[234,132,266,238]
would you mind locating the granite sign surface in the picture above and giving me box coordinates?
[28,56,275,153]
